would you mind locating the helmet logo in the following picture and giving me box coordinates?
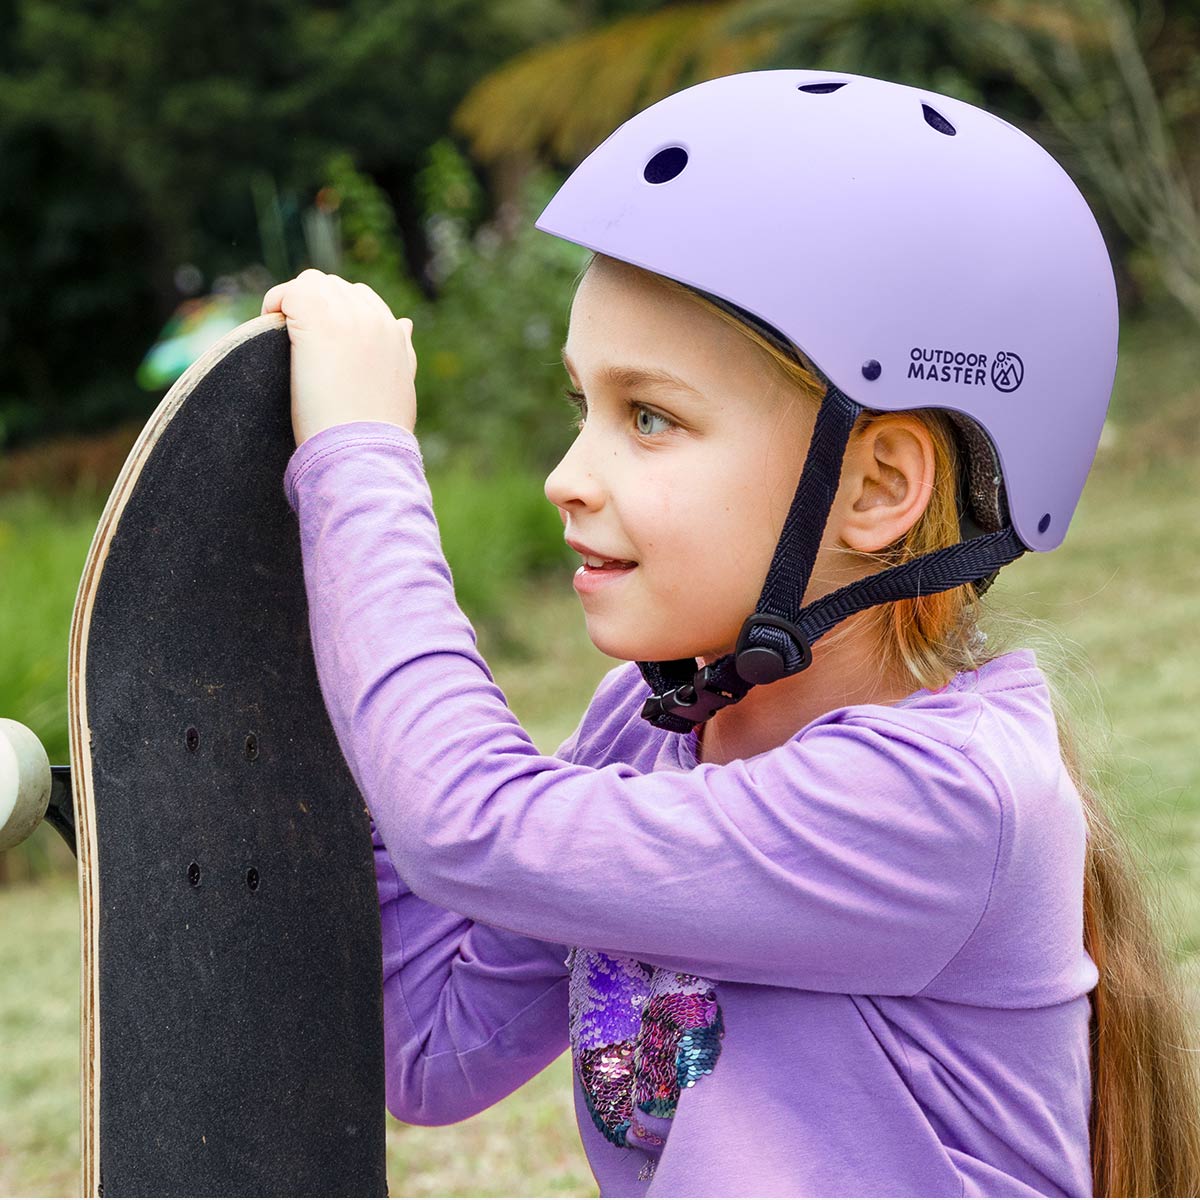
[990,351,1024,392]
[907,346,1025,391]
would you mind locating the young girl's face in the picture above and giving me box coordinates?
[545,260,822,665]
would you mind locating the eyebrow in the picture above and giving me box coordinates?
[560,347,705,399]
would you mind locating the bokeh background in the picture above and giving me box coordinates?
[2,0,1198,1194]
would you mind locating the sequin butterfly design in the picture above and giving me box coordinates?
[566,947,725,1148]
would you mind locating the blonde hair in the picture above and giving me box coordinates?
[582,250,1200,1197]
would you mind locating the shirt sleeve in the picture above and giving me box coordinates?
[284,422,1004,998]
[370,812,570,1126]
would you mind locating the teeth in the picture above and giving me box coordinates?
[583,555,633,568]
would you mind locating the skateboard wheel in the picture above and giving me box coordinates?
[0,718,53,851]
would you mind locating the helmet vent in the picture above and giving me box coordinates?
[644,146,688,184]
[797,82,847,94]
[922,103,956,136]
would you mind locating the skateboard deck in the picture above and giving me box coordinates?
[68,313,387,1196]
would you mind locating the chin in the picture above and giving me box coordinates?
[582,619,705,666]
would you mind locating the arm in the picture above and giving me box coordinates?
[369,711,586,1125]
[372,816,569,1127]
[285,422,1003,998]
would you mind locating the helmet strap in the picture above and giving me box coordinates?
[637,384,1027,733]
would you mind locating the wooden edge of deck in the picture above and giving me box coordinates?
[68,314,287,1196]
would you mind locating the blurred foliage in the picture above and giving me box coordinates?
[0,0,581,449]
[974,0,1200,322]
[452,1,783,163]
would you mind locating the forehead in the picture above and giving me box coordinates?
[563,265,760,396]
[559,345,705,398]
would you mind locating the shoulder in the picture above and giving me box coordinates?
[810,647,1058,771]
[867,648,1094,1004]
[765,648,1061,828]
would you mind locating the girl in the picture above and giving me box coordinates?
[262,71,1200,1197]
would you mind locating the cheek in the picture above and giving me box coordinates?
[614,464,679,562]
[620,423,801,587]
[638,470,777,617]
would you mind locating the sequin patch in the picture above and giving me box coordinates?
[568,949,725,1149]
[635,975,725,1118]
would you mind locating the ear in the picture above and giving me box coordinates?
[835,415,937,553]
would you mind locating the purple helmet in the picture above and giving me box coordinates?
[534,69,1119,732]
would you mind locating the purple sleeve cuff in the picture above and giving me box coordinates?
[283,420,422,513]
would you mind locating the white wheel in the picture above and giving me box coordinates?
[0,718,52,851]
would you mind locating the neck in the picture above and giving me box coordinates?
[695,611,921,766]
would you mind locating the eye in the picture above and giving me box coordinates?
[633,405,673,436]
[563,387,676,437]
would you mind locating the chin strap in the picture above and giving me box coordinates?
[637,384,1027,733]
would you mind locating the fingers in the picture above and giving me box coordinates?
[260,268,325,315]
[261,271,394,316]
[260,283,284,315]
[260,273,414,359]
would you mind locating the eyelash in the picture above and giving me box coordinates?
[563,387,677,437]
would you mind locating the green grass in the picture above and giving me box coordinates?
[1,310,1198,1194]
[0,490,98,768]
[0,876,81,1197]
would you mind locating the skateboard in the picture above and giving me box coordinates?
[2,314,387,1196]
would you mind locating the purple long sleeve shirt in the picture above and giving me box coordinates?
[283,420,1098,1198]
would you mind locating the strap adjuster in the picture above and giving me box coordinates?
[735,613,812,684]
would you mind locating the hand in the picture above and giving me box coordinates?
[260,269,419,448]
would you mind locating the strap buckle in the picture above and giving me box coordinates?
[640,664,743,730]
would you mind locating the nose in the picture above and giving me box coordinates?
[544,428,605,516]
